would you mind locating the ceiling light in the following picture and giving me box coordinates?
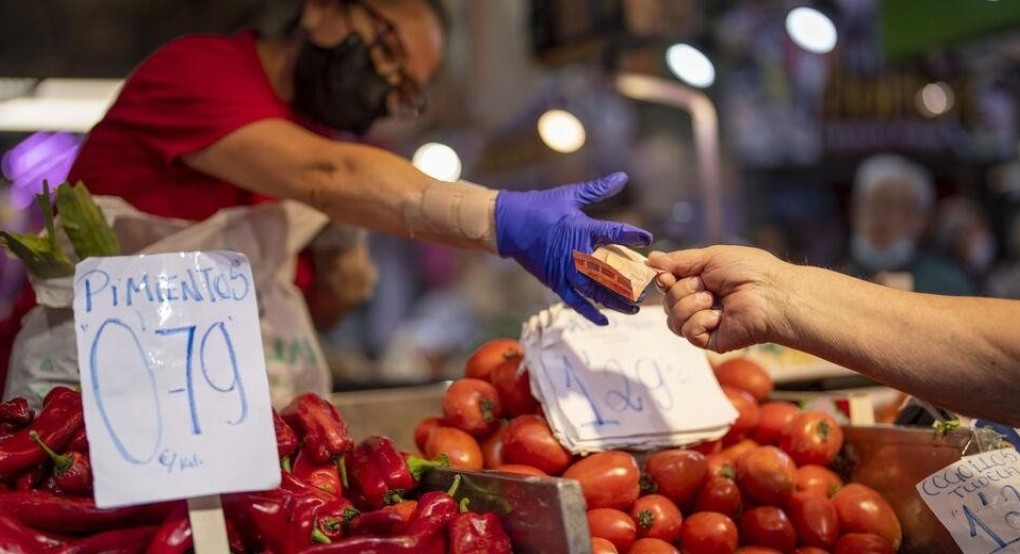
[537,109,586,153]
[412,142,462,182]
[916,81,955,117]
[785,7,838,54]
[665,44,716,88]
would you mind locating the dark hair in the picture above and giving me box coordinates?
[254,0,449,39]
[422,0,449,33]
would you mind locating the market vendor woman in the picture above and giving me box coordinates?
[0,0,650,390]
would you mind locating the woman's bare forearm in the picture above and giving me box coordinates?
[775,264,1020,424]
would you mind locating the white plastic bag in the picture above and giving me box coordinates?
[5,197,331,409]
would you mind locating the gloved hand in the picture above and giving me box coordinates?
[495,172,653,325]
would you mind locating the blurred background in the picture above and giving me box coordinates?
[2,0,1020,389]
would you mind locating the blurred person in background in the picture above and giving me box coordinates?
[987,215,1020,299]
[0,0,649,392]
[650,245,1020,427]
[843,154,975,295]
[933,196,999,293]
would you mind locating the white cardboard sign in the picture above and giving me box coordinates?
[522,305,737,453]
[73,251,280,508]
[917,448,1020,553]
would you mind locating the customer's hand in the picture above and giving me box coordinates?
[495,172,652,325]
[647,246,788,352]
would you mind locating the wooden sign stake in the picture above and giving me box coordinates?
[187,495,231,553]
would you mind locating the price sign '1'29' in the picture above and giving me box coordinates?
[73,251,279,508]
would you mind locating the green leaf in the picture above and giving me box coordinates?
[0,231,74,278]
[55,180,120,259]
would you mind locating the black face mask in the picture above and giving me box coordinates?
[291,33,391,135]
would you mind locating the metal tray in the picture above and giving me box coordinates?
[838,425,1008,554]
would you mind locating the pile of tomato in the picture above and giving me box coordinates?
[414,340,904,554]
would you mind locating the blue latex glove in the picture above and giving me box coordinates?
[495,172,653,325]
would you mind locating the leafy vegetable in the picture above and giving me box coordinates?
[56,180,120,258]
[0,182,74,278]
[0,180,120,279]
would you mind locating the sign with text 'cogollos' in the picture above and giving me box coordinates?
[917,448,1020,554]
[73,251,279,508]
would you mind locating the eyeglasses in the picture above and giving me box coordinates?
[347,0,427,118]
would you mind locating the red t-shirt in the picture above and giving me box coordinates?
[2,31,323,393]
[69,30,307,219]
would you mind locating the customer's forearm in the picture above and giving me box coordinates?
[777,264,1020,424]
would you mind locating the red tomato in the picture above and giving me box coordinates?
[630,494,683,543]
[707,454,736,480]
[414,416,443,453]
[792,548,829,554]
[630,537,681,554]
[735,548,783,554]
[832,533,894,554]
[588,508,637,553]
[490,357,540,417]
[645,449,709,507]
[502,414,573,475]
[693,440,723,456]
[736,446,796,507]
[778,411,843,466]
[591,536,620,554]
[785,492,839,549]
[794,465,844,498]
[442,378,504,437]
[679,511,738,554]
[693,477,743,520]
[423,426,483,470]
[464,338,523,381]
[831,484,902,550]
[719,439,760,464]
[722,387,761,443]
[752,402,800,446]
[715,358,773,402]
[492,463,548,477]
[481,421,508,469]
[739,506,796,552]
[564,451,640,511]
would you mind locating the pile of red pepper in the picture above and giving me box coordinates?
[0,390,512,553]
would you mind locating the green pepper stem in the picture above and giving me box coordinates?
[406,454,449,481]
[458,497,471,513]
[29,431,71,471]
[281,456,292,473]
[310,527,331,544]
[338,456,349,489]
[447,473,462,498]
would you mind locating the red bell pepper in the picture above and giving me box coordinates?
[301,490,459,553]
[449,511,512,554]
[0,490,181,534]
[30,430,93,495]
[348,500,417,536]
[147,508,192,554]
[226,473,353,553]
[0,397,34,431]
[280,393,353,464]
[12,464,44,490]
[66,427,89,454]
[0,513,45,554]
[53,525,158,554]
[292,449,343,496]
[274,411,299,464]
[346,435,446,510]
[0,387,83,475]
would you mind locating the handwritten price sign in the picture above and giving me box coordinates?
[917,448,1020,553]
[73,252,279,508]
[524,306,737,452]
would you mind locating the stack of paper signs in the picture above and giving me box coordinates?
[521,304,737,454]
